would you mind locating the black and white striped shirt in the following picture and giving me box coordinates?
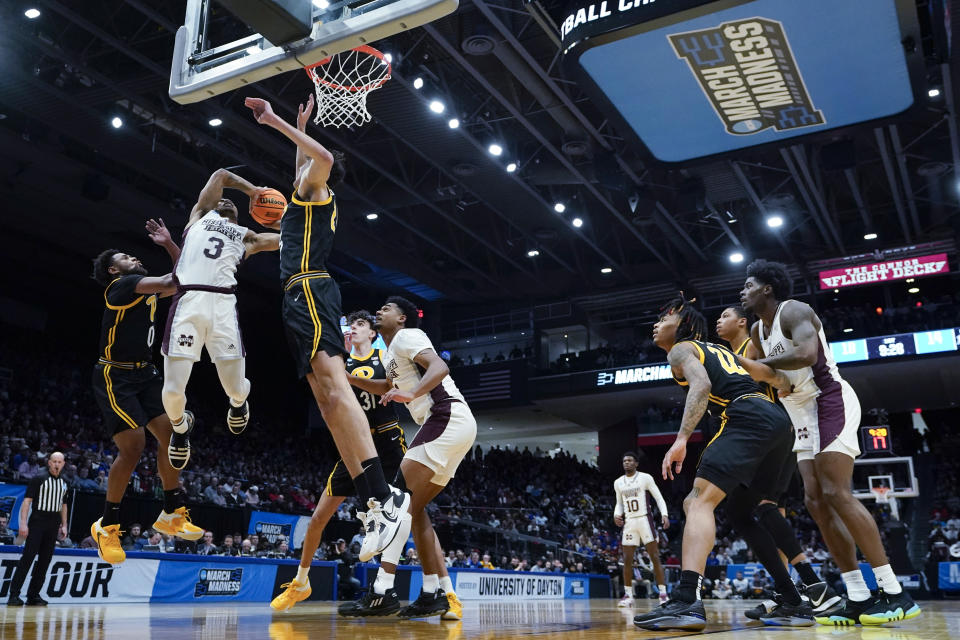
[25,471,67,516]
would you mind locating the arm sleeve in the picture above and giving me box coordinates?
[613,480,624,518]
[392,329,434,362]
[24,477,41,501]
[106,275,146,306]
[644,474,668,518]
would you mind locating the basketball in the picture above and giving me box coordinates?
[251,188,286,226]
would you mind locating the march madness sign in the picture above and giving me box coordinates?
[669,18,824,135]
[819,254,950,289]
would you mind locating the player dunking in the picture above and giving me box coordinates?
[614,451,669,607]
[340,296,474,620]
[715,306,840,617]
[89,224,203,564]
[633,295,812,631]
[245,94,410,560]
[160,168,280,469]
[270,310,407,612]
[738,260,921,625]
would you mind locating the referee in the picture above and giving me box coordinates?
[7,452,68,606]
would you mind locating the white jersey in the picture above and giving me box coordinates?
[759,300,844,410]
[614,472,667,520]
[175,211,249,289]
[384,328,465,425]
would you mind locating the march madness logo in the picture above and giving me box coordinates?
[254,521,291,544]
[669,18,824,136]
[195,568,243,597]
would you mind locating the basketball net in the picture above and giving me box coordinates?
[304,46,391,128]
[872,487,891,504]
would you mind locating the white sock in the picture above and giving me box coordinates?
[440,576,453,593]
[229,397,245,408]
[171,416,188,434]
[872,564,902,595]
[373,569,395,595]
[658,584,667,595]
[422,574,440,593]
[841,569,871,602]
[296,566,310,584]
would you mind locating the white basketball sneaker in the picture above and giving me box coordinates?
[618,594,635,608]
[358,486,411,562]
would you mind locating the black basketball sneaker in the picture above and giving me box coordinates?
[758,595,814,627]
[337,588,401,617]
[227,400,250,435]
[397,589,450,618]
[801,581,841,614]
[744,599,778,620]
[168,410,194,470]
[633,599,706,631]
[859,589,921,625]
[814,594,875,626]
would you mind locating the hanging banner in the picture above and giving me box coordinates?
[0,484,27,531]
[818,253,949,289]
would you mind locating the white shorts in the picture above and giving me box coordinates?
[783,380,861,462]
[162,290,245,362]
[622,516,655,547]
[404,400,476,486]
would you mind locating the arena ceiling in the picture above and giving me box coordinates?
[1,0,959,311]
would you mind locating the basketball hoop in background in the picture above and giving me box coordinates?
[304,46,391,128]
[872,486,891,504]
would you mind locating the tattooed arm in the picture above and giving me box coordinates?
[662,342,712,480]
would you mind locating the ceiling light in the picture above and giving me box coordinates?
[506,162,517,173]
[366,213,378,220]
[488,143,503,156]
[905,278,915,283]
[312,0,330,7]
[729,252,744,264]
[834,289,839,293]
[447,118,459,129]
[908,287,919,294]
[553,203,566,213]
[413,77,424,90]
[572,217,583,228]
[111,117,123,129]
[864,232,878,240]
[766,215,784,228]
[208,118,223,127]
[428,100,445,114]
[928,88,941,98]
[601,267,612,274]
[24,8,41,19]
[526,249,540,257]
[843,328,853,333]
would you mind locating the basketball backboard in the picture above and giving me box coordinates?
[169,0,458,104]
[851,456,918,500]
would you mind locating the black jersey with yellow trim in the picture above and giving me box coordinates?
[671,340,765,412]
[732,338,779,403]
[346,347,399,429]
[279,190,338,283]
[97,275,158,364]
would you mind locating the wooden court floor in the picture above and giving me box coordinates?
[0,598,954,640]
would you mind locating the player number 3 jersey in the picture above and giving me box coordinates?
[176,211,249,289]
[384,328,464,425]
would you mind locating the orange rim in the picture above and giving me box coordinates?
[303,45,391,92]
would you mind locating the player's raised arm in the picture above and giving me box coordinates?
[295,94,315,180]
[189,168,261,227]
[242,231,281,256]
[662,342,711,480]
[134,273,176,296]
[146,218,180,264]
[758,301,819,370]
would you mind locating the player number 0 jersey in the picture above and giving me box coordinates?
[175,211,248,288]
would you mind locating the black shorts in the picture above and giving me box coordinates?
[325,423,407,497]
[92,363,165,435]
[282,273,349,378]
[697,395,793,496]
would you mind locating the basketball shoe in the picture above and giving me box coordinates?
[358,486,411,562]
[337,588,401,617]
[758,595,815,626]
[168,410,194,470]
[633,598,706,631]
[227,401,250,435]
[617,593,634,608]
[153,506,203,540]
[441,591,463,620]
[271,578,312,611]
[859,590,921,625]
[398,589,450,618]
[815,594,874,626]
[801,581,842,614]
[744,599,778,620]
[90,518,125,564]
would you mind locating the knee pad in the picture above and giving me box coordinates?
[754,501,780,521]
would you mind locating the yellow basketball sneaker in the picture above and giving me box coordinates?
[441,590,463,620]
[90,518,126,564]
[152,506,203,540]
[271,578,312,611]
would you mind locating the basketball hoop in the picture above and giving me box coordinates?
[304,46,391,128]
[872,487,891,504]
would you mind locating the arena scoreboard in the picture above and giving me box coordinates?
[831,328,960,364]
[554,0,925,162]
